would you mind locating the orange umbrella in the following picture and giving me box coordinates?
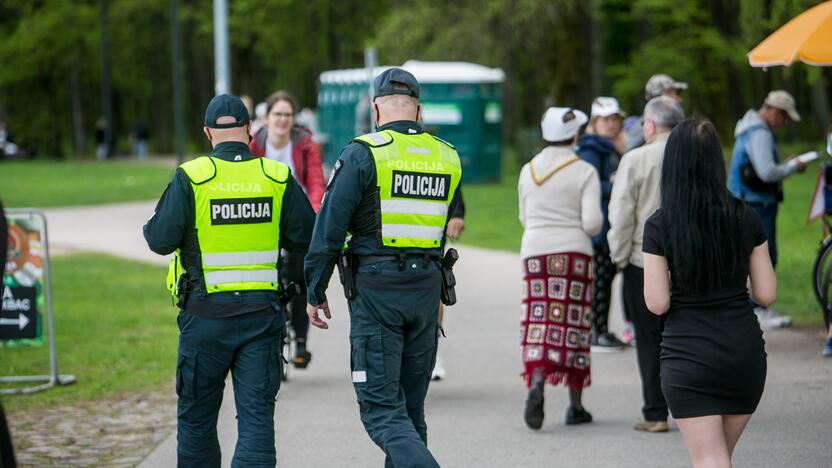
[748,0,832,67]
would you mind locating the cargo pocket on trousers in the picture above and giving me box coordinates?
[350,331,387,386]
[265,342,282,401]
[176,351,197,399]
[351,336,370,385]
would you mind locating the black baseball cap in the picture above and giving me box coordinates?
[374,68,419,99]
[204,94,250,129]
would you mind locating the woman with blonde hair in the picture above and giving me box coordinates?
[576,96,628,349]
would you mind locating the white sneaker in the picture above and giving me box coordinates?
[754,307,792,330]
[621,321,636,346]
[431,355,446,381]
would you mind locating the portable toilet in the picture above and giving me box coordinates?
[317,61,505,183]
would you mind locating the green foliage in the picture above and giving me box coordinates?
[2,253,177,412]
[0,0,386,159]
[0,160,175,208]
[0,0,830,158]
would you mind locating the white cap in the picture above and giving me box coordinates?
[541,107,588,142]
[591,97,626,118]
[764,90,800,122]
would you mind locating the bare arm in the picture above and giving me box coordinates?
[748,241,776,307]
[643,252,671,315]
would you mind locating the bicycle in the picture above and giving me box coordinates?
[812,215,832,329]
[278,280,301,383]
[811,162,832,329]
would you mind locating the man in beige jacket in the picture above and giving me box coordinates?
[608,96,683,433]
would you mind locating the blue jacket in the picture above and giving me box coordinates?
[576,134,618,246]
[727,110,794,206]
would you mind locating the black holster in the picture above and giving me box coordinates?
[278,281,300,306]
[175,275,189,309]
[337,250,357,300]
[440,248,459,306]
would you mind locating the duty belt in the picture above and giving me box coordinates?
[355,254,440,268]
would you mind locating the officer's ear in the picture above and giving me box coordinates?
[372,102,380,128]
[415,104,422,124]
[203,127,212,144]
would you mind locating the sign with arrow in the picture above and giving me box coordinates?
[1,285,37,340]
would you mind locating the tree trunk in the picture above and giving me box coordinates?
[70,65,85,158]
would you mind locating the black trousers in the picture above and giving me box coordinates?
[285,251,310,345]
[592,243,616,335]
[623,265,668,421]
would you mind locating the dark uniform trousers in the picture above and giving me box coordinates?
[622,265,668,421]
[350,259,442,468]
[176,309,284,468]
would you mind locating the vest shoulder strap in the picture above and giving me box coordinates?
[353,131,394,147]
[432,135,456,150]
[180,157,216,184]
[260,158,290,183]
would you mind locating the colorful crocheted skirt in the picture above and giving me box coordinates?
[521,252,593,389]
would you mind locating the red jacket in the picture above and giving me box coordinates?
[250,125,325,212]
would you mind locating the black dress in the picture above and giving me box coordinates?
[642,205,767,418]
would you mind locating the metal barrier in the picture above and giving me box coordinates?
[1,208,76,394]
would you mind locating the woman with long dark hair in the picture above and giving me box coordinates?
[643,119,775,467]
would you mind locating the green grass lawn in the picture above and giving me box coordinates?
[460,146,828,327]
[0,160,176,208]
[1,253,177,413]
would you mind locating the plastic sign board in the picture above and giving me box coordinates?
[1,285,37,340]
[3,215,45,345]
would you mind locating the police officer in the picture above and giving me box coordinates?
[144,94,314,467]
[305,68,462,467]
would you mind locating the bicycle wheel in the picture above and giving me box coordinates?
[812,236,832,326]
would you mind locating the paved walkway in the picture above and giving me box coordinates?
[39,202,832,467]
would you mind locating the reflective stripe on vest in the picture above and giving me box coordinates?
[179,156,288,294]
[355,130,462,248]
[202,250,280,267]
[204,269,279,286]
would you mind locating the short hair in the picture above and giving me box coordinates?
[266,90,298,114]
[374,94,418,112]
[644,96,684,130]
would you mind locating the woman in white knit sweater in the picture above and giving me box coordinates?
[518,107,602,430]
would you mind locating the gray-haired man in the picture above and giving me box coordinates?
[608,96,685,433]
[624,74,687,152]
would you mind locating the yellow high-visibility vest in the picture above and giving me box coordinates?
[354,130,462,249]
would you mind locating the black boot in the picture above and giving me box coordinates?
[292,342,312,369]
[524,373,545,430]
[565,406,593,425]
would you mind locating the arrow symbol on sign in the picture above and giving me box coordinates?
[0,313,30,330]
